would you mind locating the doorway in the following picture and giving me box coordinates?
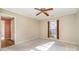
[48,20,59,39]
[1,16,15,48]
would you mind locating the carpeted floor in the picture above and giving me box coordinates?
[0,39,79,51]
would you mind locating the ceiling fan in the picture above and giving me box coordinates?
[34,8,53,16]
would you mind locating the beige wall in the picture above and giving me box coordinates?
[0,9,40,44]
[0,9,79,46]
[40,14,78,45]
[76,10,79,45]
[40,20,48,39]
[59,14,77,43]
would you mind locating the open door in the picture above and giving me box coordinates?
[1,16,15,48]
[57,20,59,39]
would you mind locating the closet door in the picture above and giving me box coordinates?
[5,20,11,39]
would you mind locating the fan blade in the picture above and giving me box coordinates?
[44,8,53,11]
[36,12,42,16]
[43,11,49,16]
[34,8,41,11]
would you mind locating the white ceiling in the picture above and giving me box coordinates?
[3,8,78,20]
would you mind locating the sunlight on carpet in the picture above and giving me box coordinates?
[30,41,55,51]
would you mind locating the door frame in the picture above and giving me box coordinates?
[48,20,59,39]
[1,16,15,42]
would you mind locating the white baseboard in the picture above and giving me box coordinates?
[42,38,79,47]
[58,40,79,46]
